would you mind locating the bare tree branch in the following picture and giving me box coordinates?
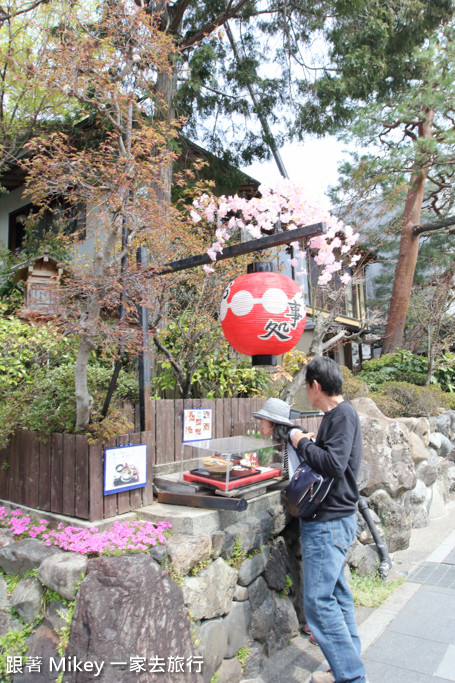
[0,0,47,22]
[413,215,455,235]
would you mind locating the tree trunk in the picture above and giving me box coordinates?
[75,338,96,430]
[155,67,178,205]
[382,107,434,354]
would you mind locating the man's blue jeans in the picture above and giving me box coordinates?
[300,515,367,683]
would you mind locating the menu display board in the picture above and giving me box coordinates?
[182,408,213,442]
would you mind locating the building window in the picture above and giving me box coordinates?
[8,200,86,253]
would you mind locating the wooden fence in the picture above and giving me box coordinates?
[0,398,322,522]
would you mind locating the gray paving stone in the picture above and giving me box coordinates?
[407,561,439,582]
[398,584,455,615]
[388,608,455,644]
[407,560,455,588]
[444,548,455,565]
[362,658,436,683]
[364,630,447,675]
[434,644,455,682]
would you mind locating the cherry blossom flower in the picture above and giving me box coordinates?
[191,179,360,285]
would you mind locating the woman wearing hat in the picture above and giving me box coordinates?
[252,397,316,644]
[252,398,314,479]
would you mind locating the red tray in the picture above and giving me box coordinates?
[183,467,282,491]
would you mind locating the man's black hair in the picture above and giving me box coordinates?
[305,356,343,396]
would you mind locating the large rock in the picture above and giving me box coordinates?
[0,539,61,575]
[263,537,289,592]
[213,657,242,683]
[437,457,450,501]
[66,554,201,683]
[401,479,428,509]
[407,504,430,529]
[0,529,15,549]
[248,591,298,658]
[263,534,304,625]
[11,577,43,623]
[38,552,88,601]
[448,463,455,491]
[268,505,288,536]
[351,397,390,421]
[248,592,275,652]
[198,618,227,683]
[238,548,270,587]
[210,531,225,560]
[223,513,274,558]
[429,482,447,519]
[369,489,411,552]
[408,431,429,464]
[0,574,9,611]
[431,413,452,438]
[239,636,265,680]
[352,398,416,498]
[415,449,439,487]
[12,623,60,683]
[248,576,271,610]
[166,534,212,575]
[429,432,452,458]
[271,593,299,652]
[397,417,431,446]
[347,540,380,575]
[182,558,237,621]
[223,601,252,658]
[0,610,21,637]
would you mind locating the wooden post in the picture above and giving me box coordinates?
[137,246,152,431]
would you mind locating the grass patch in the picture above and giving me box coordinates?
[350,571,405,608]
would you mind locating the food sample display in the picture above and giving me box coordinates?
[181,435,284,492]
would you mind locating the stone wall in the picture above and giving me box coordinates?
[349,399,455,573]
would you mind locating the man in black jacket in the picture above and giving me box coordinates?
[290,356,368,683]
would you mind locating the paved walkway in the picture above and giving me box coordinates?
[243,498,455,683]
[362,528,455,682]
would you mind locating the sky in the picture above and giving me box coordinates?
[242,136,351,210]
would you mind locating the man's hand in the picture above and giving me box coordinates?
[291,429,315,448]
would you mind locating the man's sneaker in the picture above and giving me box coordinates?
[310,670,335,683]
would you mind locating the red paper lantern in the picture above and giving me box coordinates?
[220,267,306,365]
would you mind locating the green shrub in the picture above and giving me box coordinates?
[21,364,138,434]
[0,361,139,445]
[372,381,451,417]
[341,366,369,401]
[433,352,455,393]
[359,349,428,392]
[0,305,77,392]
[368,392,404,418]
[154,323,271,399]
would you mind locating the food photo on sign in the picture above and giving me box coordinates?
[104,444,147,495]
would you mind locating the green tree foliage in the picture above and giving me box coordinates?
[370,381,452,417]
[331,21,455,352]
[359,349,428,392]
[297,0,453,135]
[0,0,77,174]
[167,0,452,165]
[0,302,77,391]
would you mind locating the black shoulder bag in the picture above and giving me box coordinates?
[281,444,334,519]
